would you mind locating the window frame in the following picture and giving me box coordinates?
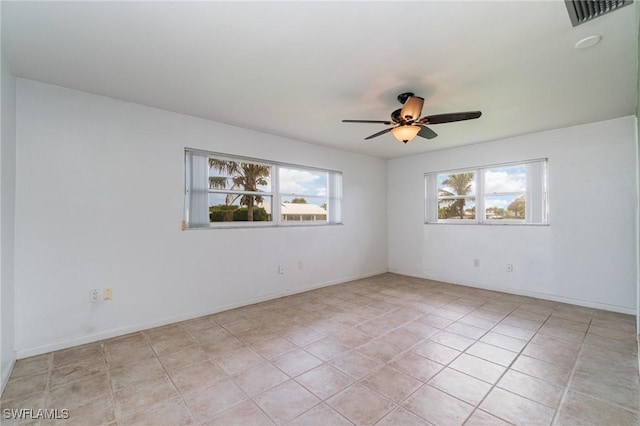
[425,159,548,225]
[184,148,343,229]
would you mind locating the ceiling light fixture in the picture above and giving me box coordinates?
[574,35,602,49]
[342,92,482,143]
[391,125,421,143]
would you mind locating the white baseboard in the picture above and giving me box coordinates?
[15,269,387,359]
[1,356,16,396]
[390,270,637,315]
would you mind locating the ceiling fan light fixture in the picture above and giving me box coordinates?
[391,125,421,143]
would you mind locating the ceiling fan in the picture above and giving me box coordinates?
[342,92,482,143]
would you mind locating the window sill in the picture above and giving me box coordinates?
[185,223,343,230]
[424,222,549,226]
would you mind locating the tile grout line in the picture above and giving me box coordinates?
[148,325,199,425]
[207,314,334,425]
[453,301,529,425]
[101,341,119,426]
[356,295,524,425]
[549,317,592,425]
[459,304,556,425]
[549,318,640,422]
[363,291,553,425]
[192,320,279,425]
[274,291,465,424]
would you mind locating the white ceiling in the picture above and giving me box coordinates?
[2,1,638,159]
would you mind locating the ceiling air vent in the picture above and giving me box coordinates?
[565,0,632,26]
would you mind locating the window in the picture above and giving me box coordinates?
[426,159,548,224]
[184,149,342,228]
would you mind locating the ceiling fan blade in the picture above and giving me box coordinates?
[342,119,394,125]
[400,96,424,121]
[421,111,482,125]
[364,127,393,140]
[417,125,438,139]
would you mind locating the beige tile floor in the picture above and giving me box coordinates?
[1,273,639,425]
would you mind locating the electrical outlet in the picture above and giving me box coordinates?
[103,288,113,300]
[278,265,284,274]
[89,289,99,303]
[507,264,513,272]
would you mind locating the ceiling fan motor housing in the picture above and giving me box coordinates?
[397,92,415,104]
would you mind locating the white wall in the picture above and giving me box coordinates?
[635,3,640,362]
[388,117,638,314]
[14,79,388,357]
[0,14,18,391]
